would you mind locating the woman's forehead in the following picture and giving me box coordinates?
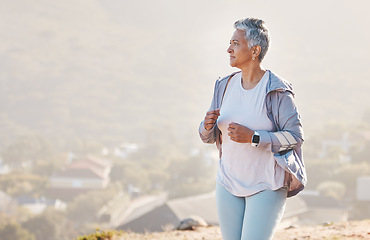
[231,29,246,41]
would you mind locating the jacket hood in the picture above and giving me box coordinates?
[267,70,295,96]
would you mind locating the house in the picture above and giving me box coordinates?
[97,191,131,224]
[116,192,213,233]
[16,196,66,214]
[48,156,111,201]
[354,176,370,218]
[116,191,308,233]
[113,143,139,158]
[297,190,349,225]
[166,192,218,225]
[0,158,11,175]
[0,191,17,215]
[279,195,308,229]
[356,176,370,201]
[318,132,354,163]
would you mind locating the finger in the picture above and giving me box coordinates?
[207,109,220,116]
[229,135,237,142]
[227,126,235,132]
[206,111,220,117]
[228,132,235,137]
[207,109,220,114]
[204,120,216,125]
[229,122,239,128]
[205,114,219,120]
[205,116,216,121]
[204,124,214,130]
[228,124,236,130]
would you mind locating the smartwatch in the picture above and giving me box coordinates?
[251,131,260,147]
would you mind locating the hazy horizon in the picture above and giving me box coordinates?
[1,0,370,147]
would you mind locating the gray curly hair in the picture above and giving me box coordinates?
[234,18,270,61]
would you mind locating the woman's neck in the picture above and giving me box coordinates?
[240,64,266,90]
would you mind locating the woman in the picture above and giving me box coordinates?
[199,18,307,240]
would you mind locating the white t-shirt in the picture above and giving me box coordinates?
[216,71,285,197]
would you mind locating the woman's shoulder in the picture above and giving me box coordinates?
[217,71,241,83]
[267,70,294,95]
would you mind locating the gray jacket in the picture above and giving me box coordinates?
[199,70,307,197]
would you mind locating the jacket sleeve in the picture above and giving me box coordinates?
[198,80,220,144]
[257,91,304,154]
[199,121,217,144]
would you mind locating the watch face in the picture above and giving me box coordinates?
[252,135,260,143]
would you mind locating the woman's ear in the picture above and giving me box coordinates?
[252,45,262,59]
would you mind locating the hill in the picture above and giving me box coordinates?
[77,220,370,240]
[1,0,370,149]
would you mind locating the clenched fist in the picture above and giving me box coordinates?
[228,122,254,143]
[204,109,220,130]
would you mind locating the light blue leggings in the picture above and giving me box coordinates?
[216,182,287,240]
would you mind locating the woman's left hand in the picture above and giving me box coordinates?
[228,122,254,143]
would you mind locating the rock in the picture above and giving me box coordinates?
[176,215,208,230]
[322,222,333,226]
[285,225,298,230]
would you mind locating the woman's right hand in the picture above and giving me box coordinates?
[204,109,220,130]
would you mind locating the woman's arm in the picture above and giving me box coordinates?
[220,90,303,155]
[199,80,220,144]
[199,109,220,144]
[258,91,304,154]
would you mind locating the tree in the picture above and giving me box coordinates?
[351,140,370,163]
[23,216,57,240]
[332,162,370,190]
[32,153,66,176]
[67,188,118,225]
[166,153,216,198]
[110,159,152,193]
[0,222,35,240]
[2,134,57,168]
[21,208,78,240]
[317,181,346,200]
[0,172,48,197]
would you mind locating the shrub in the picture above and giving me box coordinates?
[317,181,346,200]
[75,229,122,240]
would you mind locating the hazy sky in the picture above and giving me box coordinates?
[1,0,370,142]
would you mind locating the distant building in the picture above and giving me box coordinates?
[97,191,131,224]
[116,193,169,232]
[48,156,111,201]
[279,196,308,229]
[353,176,370,219]
[298,190,349,225]
[115,190,353,233]
[318,132,354,163]
[113,143,139,158]
[0,158,11,175]
[356,176,370,201]
[116,192,214,233]
[116,191,308,233]
[0,191,17,215]
[16,196,66,214]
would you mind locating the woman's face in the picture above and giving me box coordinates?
[227,29,253,68]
